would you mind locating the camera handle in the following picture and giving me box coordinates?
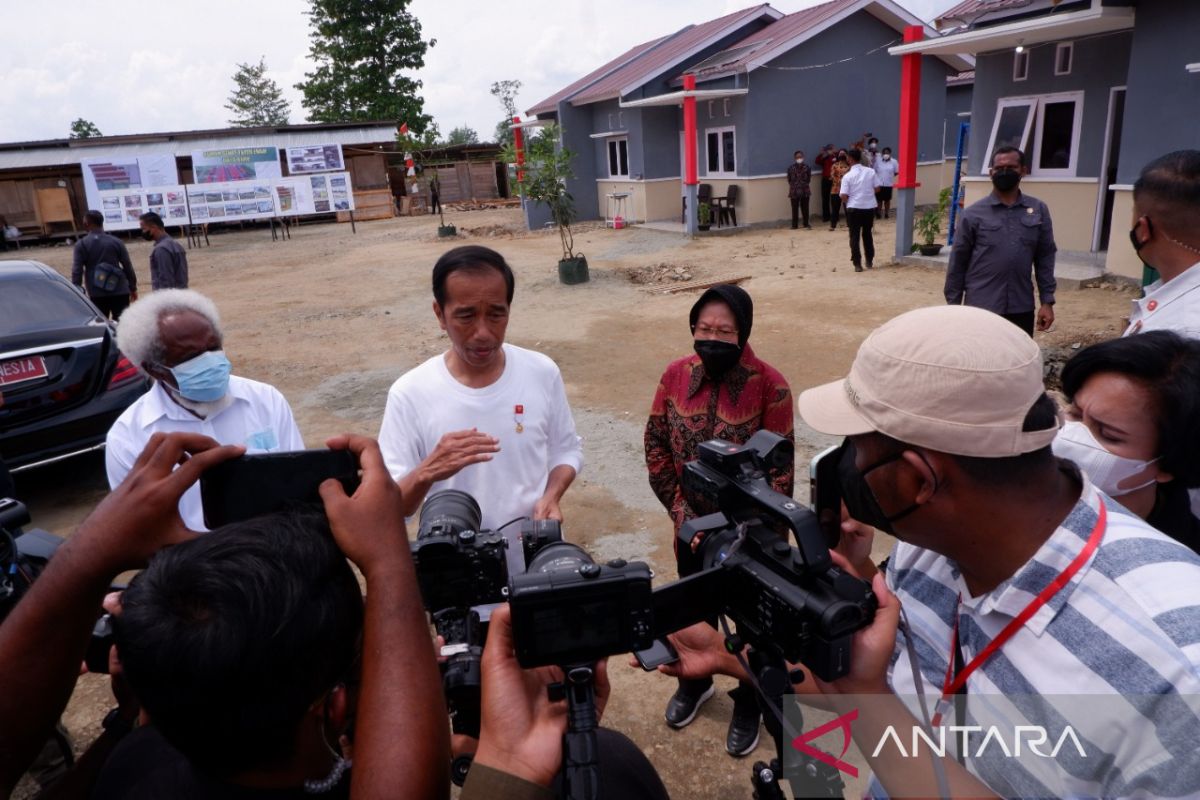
[549,663,602,800]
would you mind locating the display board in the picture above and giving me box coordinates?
[95,185,188,231]
[285,143,345,175]
[273,172,355,216]
[185,180,276,223]
[81,155,180,217]
[191,146,282,183]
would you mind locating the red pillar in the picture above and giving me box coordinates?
[512,115,525,183]
[896,26,923,190]
[683,75,698,186]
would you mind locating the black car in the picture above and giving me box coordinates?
[0,260,150,473]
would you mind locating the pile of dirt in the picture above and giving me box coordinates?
[1043,331,1114,390]
[445,199,522,211]
[623,262,698,285]
[459,223,519,238]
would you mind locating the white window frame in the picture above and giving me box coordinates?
[1031,90,1084,177]
[1013,49,1029,82]
[1055,42,1074,76]
[705,126,736,176]
[707,100,715,119]
[982,97,1036,173]
[606,137,629,178]
[723,98,731,117]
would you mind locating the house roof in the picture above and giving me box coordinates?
[683,0,973,82]
[525,4,781,115]
[947,69,975,86]
[936,0,1089,30]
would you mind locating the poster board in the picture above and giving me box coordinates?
[185,180,276,223]
[81,155,180,216]
[96,185,188,231]
[285,143,345,175]
[191,146,281,183]
[273,172,354,216]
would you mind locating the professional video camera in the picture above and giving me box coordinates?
[0,497,64,624]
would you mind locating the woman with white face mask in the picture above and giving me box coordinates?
[1055,330,1200,551]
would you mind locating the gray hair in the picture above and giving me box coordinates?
[116,289,223,368]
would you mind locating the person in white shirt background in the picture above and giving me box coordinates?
[838,148,880,273]
[105,290,305,530]
[378,245,583,572]
[1124,149,1200,338]
[873,146,899,220]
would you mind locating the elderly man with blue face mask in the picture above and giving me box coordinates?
[105,289,304,530]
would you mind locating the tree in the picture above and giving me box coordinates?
[69,118,102,139]
[490,80,522,146]
[225,57,290,127]
[503,124,579,262]
[296,0,435,130]
[445,126,478,146]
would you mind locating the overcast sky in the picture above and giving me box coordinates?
[2,0,956,144]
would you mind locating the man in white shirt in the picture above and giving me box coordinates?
[105,290,305,530]
[839,148,880,272]
[1124,150,1200,337]
[379,246,583,572]
[873,146,899,220]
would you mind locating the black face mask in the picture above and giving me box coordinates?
[694,339,742,378]
[991,170,1021,193]
[1129,218,1159,273]
[141,230,154,241]
[836,439,928,536]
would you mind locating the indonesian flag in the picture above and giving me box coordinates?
[399,122,409,135]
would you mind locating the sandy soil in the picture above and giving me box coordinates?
[10,208,1136,798]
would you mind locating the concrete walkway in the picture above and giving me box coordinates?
[897,249,1107,290]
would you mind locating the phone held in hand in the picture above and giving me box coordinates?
[808,444,842,548]
[199,450,360,529]
[634,638,680,671]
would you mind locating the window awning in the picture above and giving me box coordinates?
[888,5,1134,57]
[589,130,629,139]
[618,88,748,109]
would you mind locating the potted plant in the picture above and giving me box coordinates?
[914,187,952,256]
[503,124,588,285]
[698,202,712,232]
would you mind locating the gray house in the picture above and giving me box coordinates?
[891,0,1200,280]
[525,0,972,228]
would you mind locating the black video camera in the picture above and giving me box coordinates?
[652,431,877,681]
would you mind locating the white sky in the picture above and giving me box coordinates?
[2,0,956,144]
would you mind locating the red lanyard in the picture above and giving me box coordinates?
[930,499,1107,727]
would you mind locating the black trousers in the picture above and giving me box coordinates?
[820,177,832,220]
[550,728,670,800]
[1000,311,1036,337]
[430,192,442,215]
[846,208,876,267]
[829,195,842,228]
[789,195,810,228]
[91,294,130,321]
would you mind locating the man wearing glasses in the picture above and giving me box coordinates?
[642,283,794,758]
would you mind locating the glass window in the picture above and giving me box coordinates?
[984,100,1035,169]
[707,132,720,172]
[705,128,736,175]
[1034,97,1081,174]
[1013,50,1029,81]
[607,138,629,177]
[723,132,736,174]
[0,277,98,335]
[1055,43,1073,76]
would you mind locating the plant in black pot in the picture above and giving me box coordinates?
[914,186,952,256]
[697,202,712,232]
[503,124,588,285]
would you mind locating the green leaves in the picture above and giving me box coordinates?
[69,118,101,139]
[502,124,580,260]
[225,57,290,127]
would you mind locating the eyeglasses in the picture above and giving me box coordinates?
[694,325,738,337]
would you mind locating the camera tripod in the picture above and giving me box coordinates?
[548,663,603,800]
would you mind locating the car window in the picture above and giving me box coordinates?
[0,277,100,335]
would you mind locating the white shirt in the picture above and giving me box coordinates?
[839,163,878,209]
[873,156,899,187]
[105,376,305,531]
[378,343,584,571]
[1124,261,1200,337]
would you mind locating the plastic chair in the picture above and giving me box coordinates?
[714,185,739,228]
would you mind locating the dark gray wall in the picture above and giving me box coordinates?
[967,31,1131,175]
[943,83,973,157]
[697,94,751,178]
[589,99,645,178]
[743,9,952,176]
[1116,0,1200,183]
[558,100,599,223]
[641,106,681,180]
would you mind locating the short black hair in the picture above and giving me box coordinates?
[1133,150,1200,241]
[793,150,804,158]
[432,245,515,307]
[114,510,364,775]
[847,148,862,163]
[139,211,165,229]
[882,147,892,154]
[992,146,1026,168]
[1061,331,1200,487]
[84,210,104,228]
[868,137,879,145]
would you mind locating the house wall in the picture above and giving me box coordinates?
[1115,0,1200,183]
[1104,188,1140,280]
[558,101,600,225]
[967,31,1132,175]
[961,176,1099,252]
[943,83,973,158]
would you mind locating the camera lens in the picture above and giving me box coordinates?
[524,541,594,574]
[418,490,482,539]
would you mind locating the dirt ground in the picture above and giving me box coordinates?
[11,207,1136,798]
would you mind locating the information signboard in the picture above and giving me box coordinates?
[285,143,345,175]
[95,185,188,231]
[185,180,276,223]
[191,147,282,183]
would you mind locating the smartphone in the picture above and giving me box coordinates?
[809,444,843,548]
[85,614,114,675]
[634,638,679,671]
[200,449,360,529]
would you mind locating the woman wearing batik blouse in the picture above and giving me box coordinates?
[643,283,794,760]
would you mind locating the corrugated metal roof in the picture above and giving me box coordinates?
[0,124,400,171]
[569,4,778,106]
[526,36,672,116]
[947,69,976,85]
[937,0,1073,28]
